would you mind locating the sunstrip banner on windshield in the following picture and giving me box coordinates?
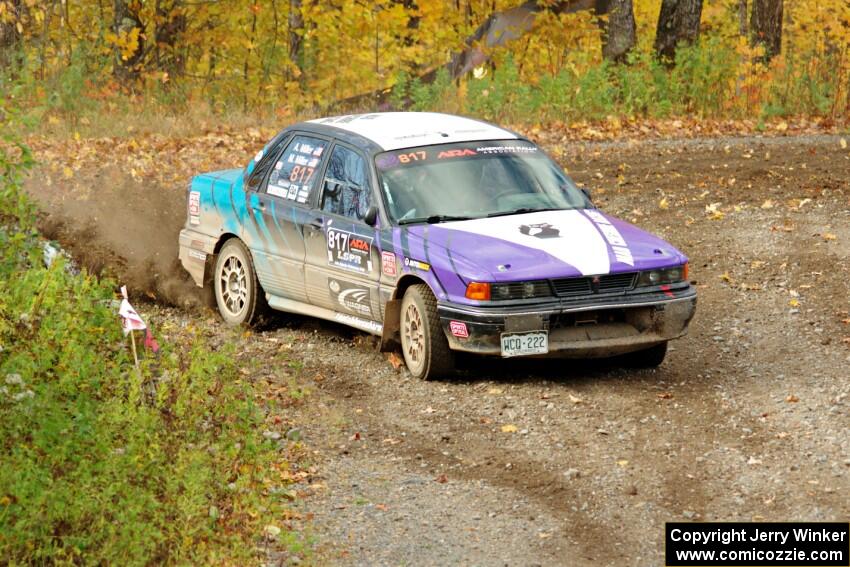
[374,140,541,171]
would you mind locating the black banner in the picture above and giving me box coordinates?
[666,522,849,566]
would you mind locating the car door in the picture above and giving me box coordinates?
[303,142,382,326]
[244,133,330,303]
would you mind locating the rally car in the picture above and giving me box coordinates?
[178,112,696,379]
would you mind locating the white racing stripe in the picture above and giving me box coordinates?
[444,210,611,276]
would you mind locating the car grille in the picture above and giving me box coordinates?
[551,272,637,297]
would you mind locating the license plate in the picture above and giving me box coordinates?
[500,331,548,358]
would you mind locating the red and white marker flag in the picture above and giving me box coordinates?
[119,286,160,352]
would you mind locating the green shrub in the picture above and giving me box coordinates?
[0,94,299,564]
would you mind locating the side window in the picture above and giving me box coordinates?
[266,135,327,204]
[247,133,289,190]
[321,145,371,220]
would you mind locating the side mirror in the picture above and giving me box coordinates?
[363,205,379,227]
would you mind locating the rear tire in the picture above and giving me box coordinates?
[400,284,454,380]
[213,238,269,326]
[623,342,668,368]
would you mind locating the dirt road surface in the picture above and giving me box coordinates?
[29,134,850,566]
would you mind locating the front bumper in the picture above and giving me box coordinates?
[437,287,697,358]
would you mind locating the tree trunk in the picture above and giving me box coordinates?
[154,0,186,76]
[737,0,748,35]
[653,0,704,61]
[112,0,145,83]
[0,0,23,71]
[750,0,783,62]
[596,0,636,62]
[288,0,304,78]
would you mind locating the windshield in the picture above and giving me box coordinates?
[374,140,589,224]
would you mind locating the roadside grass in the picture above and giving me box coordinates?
[0,99,308,564]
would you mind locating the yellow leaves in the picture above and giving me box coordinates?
[62,166,74,179]
[658,197,669,210]
[841,138,848,150]
[821,233,837,241]
[501,424,518,433]
[105,28,141,61]
[705,202,724,220]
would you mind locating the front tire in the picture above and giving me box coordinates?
[213,239,269,326]
[400,284,454,380]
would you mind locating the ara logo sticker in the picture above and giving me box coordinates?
[381,251,397,277]
[519,222,560,239]
[449,321,469,338]
[437,149,477,159]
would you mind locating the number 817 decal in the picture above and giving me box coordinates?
[327,227,373,274]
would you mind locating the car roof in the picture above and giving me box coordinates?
[302,112,520,151]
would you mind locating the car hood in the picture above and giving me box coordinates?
[405,209,686,281]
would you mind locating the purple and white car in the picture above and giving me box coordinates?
[178,113,696,379]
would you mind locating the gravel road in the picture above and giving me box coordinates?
[32,134,850,566]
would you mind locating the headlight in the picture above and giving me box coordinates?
[490,281,552,300]
[637,263,688,287]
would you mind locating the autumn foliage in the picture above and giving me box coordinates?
[1,0,848,123]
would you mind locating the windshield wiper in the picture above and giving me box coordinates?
[486,207,562,218]
[398,214,475,225]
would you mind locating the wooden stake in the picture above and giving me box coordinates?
[129,330,140,369]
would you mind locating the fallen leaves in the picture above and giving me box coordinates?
[501,424,518,433]
[705,202,724,220]
[386,352,403,370]
[785,394,800,403]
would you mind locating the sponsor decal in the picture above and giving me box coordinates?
[449,321,469,338]
[188,249,206,262]
[519,222,560,239]
[267,184,289,198]
[437,149,476,159]
[404,257,430,271]
[254,149,264,162]
[188,191,201,225]
[327,227,374,274]
[584,210,634,266]
[381,251,397,277]
[476,145,538,154]
[334,312,383,334]
[328,278,372,317]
